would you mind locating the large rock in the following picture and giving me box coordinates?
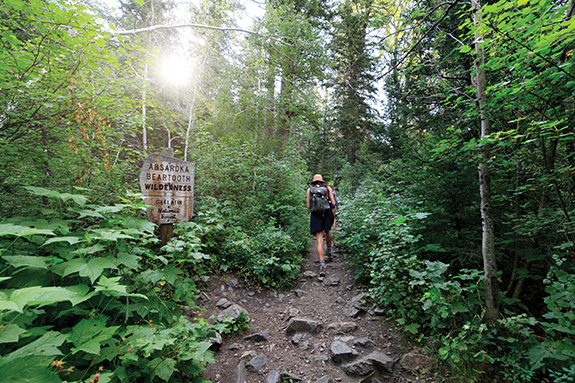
[354,337,376,349]
[343,306,363,318]
[346,293,367,316]
[246,354,267,372]
[341,351,395,377]
[294,289,307,297]
[216,298,232,309]
[266,370,281,383]
[366,351,396,374]
[234,361,246,383]
[285,308,300,320]
[327,322,358,334]
[217,304,249,322]
[350,293,367,306]
[244,332,269,343]
[330,340,359,364]
[341,358,375,376]
[286,317,322,335]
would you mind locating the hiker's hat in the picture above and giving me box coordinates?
[311,174,324,183]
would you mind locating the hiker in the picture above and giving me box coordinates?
[307,174,336,278]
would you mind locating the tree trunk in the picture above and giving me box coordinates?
[142,64,148,155]
[472,0,499,324]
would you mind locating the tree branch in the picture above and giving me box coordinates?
[114,23,258,36]
[369,0,462,87]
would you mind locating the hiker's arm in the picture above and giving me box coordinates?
[306,189,311,209]
[328,187,336,206]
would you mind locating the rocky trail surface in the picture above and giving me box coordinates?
[197,238,437,383]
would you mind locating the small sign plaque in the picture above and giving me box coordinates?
[139,154,194,224]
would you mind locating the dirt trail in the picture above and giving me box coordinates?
[198,236,434,383]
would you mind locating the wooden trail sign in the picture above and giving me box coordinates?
[139,153,195,224]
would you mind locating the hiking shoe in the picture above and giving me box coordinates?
[319,266,326,278]
[325,247,333,263]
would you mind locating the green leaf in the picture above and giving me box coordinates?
[8,285,92,311]
[42,236,83,246]
[71,244,107,255]
[90,229,134,241]
[151,357,176,381]
[0,299,19,312]
[63,258,116,283]
[96,275,126,292]
[116,252,141,270]
[76,209,105,219]
[404,323,421,334]
[2,255,50,269]
[162,263,183,285]
[0,324,26,344]
[0,356,61,383]
[1,331,66,364]
[460,45,472,53]
[22,186,88,206]
[95,275,146,299]
[0,224,54,237]
[68,318,119,355]
[391,216,408,224]
[450,302,469,314]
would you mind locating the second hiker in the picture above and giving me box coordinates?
[306,174,336,278]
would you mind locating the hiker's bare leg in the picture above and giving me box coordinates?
[315,231,324,261]
[326,231,332,248]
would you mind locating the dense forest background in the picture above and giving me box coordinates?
[1,0,574,382]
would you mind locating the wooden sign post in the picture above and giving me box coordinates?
[139,153,195,245]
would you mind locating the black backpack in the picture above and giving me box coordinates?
[309,185,331,213]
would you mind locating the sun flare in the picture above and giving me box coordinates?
[160,55,191,86]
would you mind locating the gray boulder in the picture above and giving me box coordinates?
[330,340,359,364]
[246,353,267,372]
[286,317,322,335]
[327,322,358,334]
[217,304,249,322]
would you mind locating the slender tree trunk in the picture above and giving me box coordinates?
[472,0,499,324]
[184,51,209,162]
[41,126,52,206]
[142,64,148,155]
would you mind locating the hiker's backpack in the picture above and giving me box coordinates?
[309,186,331,213]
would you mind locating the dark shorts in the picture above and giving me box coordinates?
[310,210,334,234]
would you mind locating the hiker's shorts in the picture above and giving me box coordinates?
[310,210,334,234]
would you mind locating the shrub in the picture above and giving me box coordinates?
[192,146,310,287]
[0,188,216,382]
[221,223,306,287]
[338,179,575,381]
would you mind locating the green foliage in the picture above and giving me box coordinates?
[339,180,482,335]
[0,188,216,382]
[192,143,310,287]
[339,177,575,380]
[329,0,377,165]
[221,223,306,287]
[215,312,250,336]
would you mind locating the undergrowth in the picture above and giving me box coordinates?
[337,180,575,382]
